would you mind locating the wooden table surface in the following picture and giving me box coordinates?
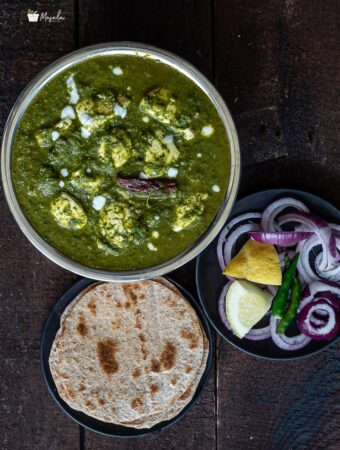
[1,1,339,449]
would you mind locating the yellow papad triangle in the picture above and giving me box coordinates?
[223,239,282,286]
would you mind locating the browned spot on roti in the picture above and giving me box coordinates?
[179,387,191,401]
[125,301,131,309]
[87,299,96,315]
[132,368,141,378]
[131,397,143,409]
[136,308,141,315]
[60,372,69,379]
[138,333,148,360]
[171,377,177,385]
[65,384,76,401]
[122,418,144,425]
[151,359,161,373]
[185,367,192,373]
[168,296,177,307]
[112,319,121,330]
[98,398,105,406]
[135,317,142,329]
[76,315,87,337]
[88,367,94,373]
[180,329,199,349]
[86,400,95,410]
[78,384,85,392]
[178,309,186,319]
[97,339,119,375]
[150,383,159,393]
[122,284,138,305]
[116,300,122,308]
[139,294,145,300]
[160,341,176,370]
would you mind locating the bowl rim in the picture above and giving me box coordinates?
[1,41,241,281]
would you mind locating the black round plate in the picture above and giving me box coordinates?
[196,189,339,360]
[41,277,213,438]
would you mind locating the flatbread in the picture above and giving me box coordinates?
[49,280,208,428]
[117,277,209,428]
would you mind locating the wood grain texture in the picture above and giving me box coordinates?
[78,0,213,78]
[216,338,339,450]
[0,1,80,449]
[214,0,340,206]
[215,2,340,449]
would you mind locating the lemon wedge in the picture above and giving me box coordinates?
[226,280,272,338]
[223,239,282,285]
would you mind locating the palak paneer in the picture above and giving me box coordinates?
[12,55,230,269]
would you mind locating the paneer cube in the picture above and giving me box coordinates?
[139,88,177,125]
[98,202,140,250]
[50,192,87,230]
[172,193,208,232]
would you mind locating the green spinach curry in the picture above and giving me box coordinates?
[12,55,230,270]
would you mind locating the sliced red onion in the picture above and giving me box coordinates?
[217,227,230,270]
[315,252,340,282]
[218,283,271,340]
[310,314,327,328]
[299,281,340,311]
[307,280,340,296]
[223,223,261,272]
[270,315,311,350]
[245,325,271,340]
[278,212,337,270]
[223,212,262,232]
[261,197,309,232]
[218,282,232,330]
[267,285,278,296]
[311,292,340,311]
[328,223,340,233]
[216,212,262,270]
[298,299,339,340]
[249,231,314,246]
[296,235,322,284]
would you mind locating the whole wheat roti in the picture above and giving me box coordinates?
[49,280,209,428]
[116,278,209,428]
[50,278,209,428]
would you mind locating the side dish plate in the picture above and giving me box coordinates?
[41,277,213,437]
[196,189,339,360]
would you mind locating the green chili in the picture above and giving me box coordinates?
[276,274,302,334]
[284,255,290,270]
[271,252,300,319]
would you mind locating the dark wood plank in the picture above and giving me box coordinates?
[214,1,340,449]
[214,0,340,206]
[78,0,216,447]
[217,339,339,450]
[0,2,80,449]
[78,0,213,78]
